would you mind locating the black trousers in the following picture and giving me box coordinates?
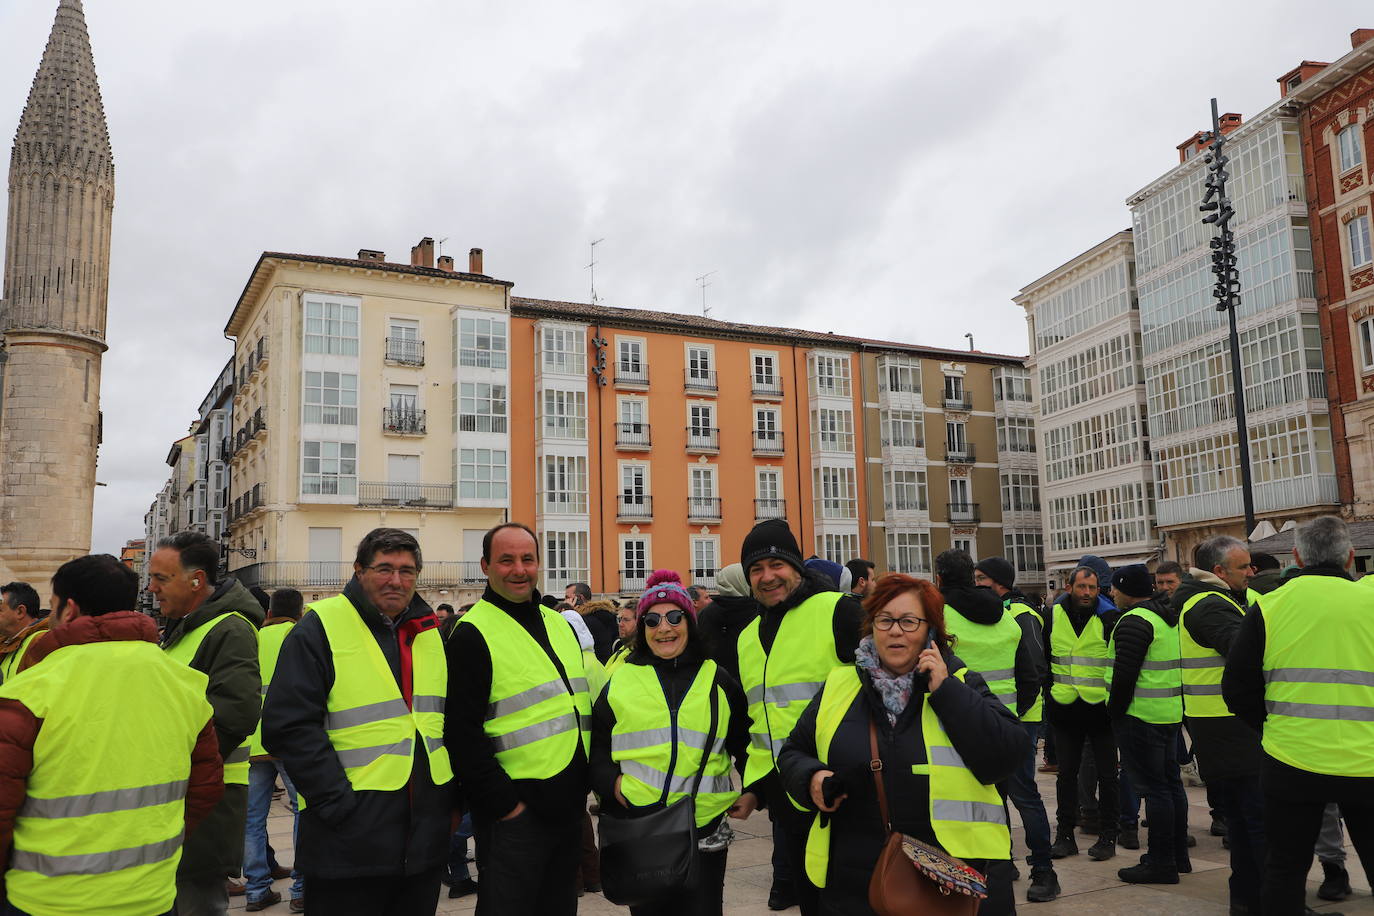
[1114,717,1189,867]
[1211,773,1266,913]
[775,801,822,916]
[473,807,582,916]
[1260,755,1374,916]
[1052,716,1118,836]
[628,847,729,916]
[304,866,442,916]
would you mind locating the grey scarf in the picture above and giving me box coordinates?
[855,635,915,726]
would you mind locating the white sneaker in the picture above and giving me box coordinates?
[1180,759,1205,787]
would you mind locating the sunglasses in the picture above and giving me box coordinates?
[643,609,687,628]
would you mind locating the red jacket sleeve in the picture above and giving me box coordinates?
[185,718,225,833]
[0,699,39,863]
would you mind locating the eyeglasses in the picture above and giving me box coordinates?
[364,565,419,582]
[873,615,926,633]
[643,609,686,628]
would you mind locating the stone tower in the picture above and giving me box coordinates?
[0,0,114,588]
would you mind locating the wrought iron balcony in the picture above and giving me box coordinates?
[754,498,786,521]
[687,497,722,522]
[385,337,425,366]
[948,502,981,524]
[616,495,653,521]
[752,431,785,456]
[691,569,718,589]
[944,443,975,463]
[752,377,783,398]
[357,482,456,508]
[943,395,973,411]
[686,427,720,453]
[615,364,649,388]
[383,408,426,435]
[620,569,649,592]
[615,422,652,450]
[684,369,718,393]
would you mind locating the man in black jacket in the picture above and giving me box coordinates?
[262,528,452,916]
[694,562,759,681]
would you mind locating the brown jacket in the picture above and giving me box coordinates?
[0,617,50,677]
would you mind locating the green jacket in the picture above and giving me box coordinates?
[161,577,264,877]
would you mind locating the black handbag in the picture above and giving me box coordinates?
[598,683,720,907]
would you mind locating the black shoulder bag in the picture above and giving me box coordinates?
[598,684,720,907]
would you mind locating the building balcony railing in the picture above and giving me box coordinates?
[1003,501,1042,513]
[615,364,649,388]
[615,422,652,450]
[620,569,649,592]
[754,498,786,521]
[684,369,718,393]
[943,395,973,411]
[944,443,976,463]
[357,482,456,508]
[687,496,722,522]
[885,499,928,514]
[616,495,653,521]
[231,560,484,591]
[752,431,785,456]
[998,441,1037,454]
[752,377,783,398]
[947,502,981,524]
[881,434,924,449]
[691,569,718,589]
[385,337,425,366]
[686,427,720,453]
[383,408,426,435]
[814,499,857,520]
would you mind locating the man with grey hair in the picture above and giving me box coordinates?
[1172,533,1266,916]
[1223,515,1374,915]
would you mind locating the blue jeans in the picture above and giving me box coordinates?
[448,811,473,882]
[1114,718,1188,867]
[1000,721,1053,869]
[244,758,304,901]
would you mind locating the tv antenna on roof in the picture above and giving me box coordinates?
[696,271,716,318]
[437,237,449,258]
[587,239,604,305]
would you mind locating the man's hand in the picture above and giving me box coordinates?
[500,800,527,821]
[614,775,628,808]
[810,770,845,812]
[727,791,758,820]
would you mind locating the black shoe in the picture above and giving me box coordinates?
[1222,834,1230,849]
[583,883,601,894]
[1186,833,1197,847]
[1118,861,1179,884]
[1026,867,1061,903]
[767,882,798,911]
[448,878,478,899]
[1319,861,1352,901]
[1210,815,1227,836]
[245,890,282,912]
[1050,833,1078,859]
[1142,853,1191,874]
[1087,836,1116,861]
[1119,826,1140,850]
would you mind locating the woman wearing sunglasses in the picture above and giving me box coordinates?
[777,573,1029,915]
[590,570,753,915]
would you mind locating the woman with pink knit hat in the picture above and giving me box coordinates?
[590,570,753,915]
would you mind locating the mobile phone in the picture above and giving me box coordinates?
[916,634,936,684]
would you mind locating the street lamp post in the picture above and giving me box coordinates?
[1199,97,1256,537]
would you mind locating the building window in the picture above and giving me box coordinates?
[810,354,851,397]
[302,441,357,496]
[946,421,967,453]
[887,531,931,573]
[820,533,858,564]
[687,346,714,381]
[1339,123,1364,174]
[543,389,587,439]
[755,407,780,442]
[1000,472,1040,512]
[623,538,649,586]
[542,455,588,513]
[459,382,508,433]
[622,465,648,501]
[304,298,359,356]
[812,408,854,452]
[303,371,358,425]
[691,537,719,586]
[619,397,647,429]
[1004,531,1044,578]
[690,466,717,500]
[753,353,777,386]
[456,448,508,500]
[456,316,507,369]
[757,468,781,501]
[996,416,1036,452]
[1360,316,1374,371]
[387,319,422,364]
[1349,215,1372,269]
[689,404,714,436]
[993,372,1032,402]
[943,375,964,403]
[880,358,921,395]
[814,466,857,519]
[880,409,923,448]
[619,339,644,375]
[543,327,586,375]
[884,469,927,511]
[952,538,974,558]
[544,530,589,592]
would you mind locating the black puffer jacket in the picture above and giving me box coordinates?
[942,584,1043,717]
[695,592,760,681]
[1107,593,1178,721]
[778,653,1026,913]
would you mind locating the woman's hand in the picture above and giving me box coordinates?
[614,775,628,808]
[809,769,845,812]
[727,791,758,820]
[918,645,948,692]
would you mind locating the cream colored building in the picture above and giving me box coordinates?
[222,241,512,606]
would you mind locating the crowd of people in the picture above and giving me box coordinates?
[0,513,1368,916]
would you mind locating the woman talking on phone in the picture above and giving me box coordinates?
[777,573,1028,915]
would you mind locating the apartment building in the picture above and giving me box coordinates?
[1016,231,1158,585]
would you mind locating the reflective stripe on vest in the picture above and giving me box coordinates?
[163,611,256,785]
[1008,602,1044,723]
[0,640,213,915]
[1178,590,1245,718]
[802,666,1009,888]
[1106,607,1182,725]
[250,620,295,757]
[1259,576,1374,777]
[1048,607,1110,705]
[737,591,844,797]
[309,595,452,799]
[942,605,1020,711]
[607,660,736,826]
[460,599,591,780]
[0,627,44,684]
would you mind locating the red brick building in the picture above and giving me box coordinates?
[1288,30,1374,518]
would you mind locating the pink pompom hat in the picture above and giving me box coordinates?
[636,569,696,619]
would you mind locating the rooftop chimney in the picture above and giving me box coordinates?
[469,247,484,275]
[1277,62,1330,97]
[1354,29,1374,49]
[437,255,455,272]
[357,248,385,262]
[410,237,435,269]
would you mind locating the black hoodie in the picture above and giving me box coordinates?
[696,592,761,681]
[942,584,1044,717]
[1106,593,1178,720]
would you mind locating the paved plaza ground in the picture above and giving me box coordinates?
[244,766,1370,915]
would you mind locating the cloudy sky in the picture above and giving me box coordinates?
[1,0,1369,554]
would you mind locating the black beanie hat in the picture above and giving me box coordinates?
[975,556,1016,590]
[740,519,806,576]
[1111,564,1154,599]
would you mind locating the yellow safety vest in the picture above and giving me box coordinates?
[1258,575,1374,777]
[604,642,632,675]
[308,595,452,797]
[1007,601,1044,723]
[1106,607,1182,725]
[249,620,295,757]
[737,592,843,792]
[1178,590,1245,718]
[1048,605,1110,705]
[943,604,1020,710]
[606,659,736,826]
[459,599,591,780]
[802,666,1009,888]
[164,612,256,785]
[0,639,213,916]
[0,627,45,684]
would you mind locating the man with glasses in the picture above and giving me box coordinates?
[605,604,637,673]
[263,528,453,915]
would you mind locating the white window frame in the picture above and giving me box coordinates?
[543,530,589,593]
[810,353,852,397]
[689,403,715,436]
[1339,123,1364,174]
[1349,214,1372,270]
[752,351,779,387]
[542,326,586,375]
[542,455,589,514]
[457,447,509,501]
[303,295,360,356]
[542,389,588,440]
[1359,316,1374,371]
[686,344,715,380]
[301,440,357,498]
[756,467,782,501]
[459,382,508,433]
[303,370,359,426]
[617,337,646,375]
[621,536,651,584]
[456,315,508,369]
[690,536,720,586]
